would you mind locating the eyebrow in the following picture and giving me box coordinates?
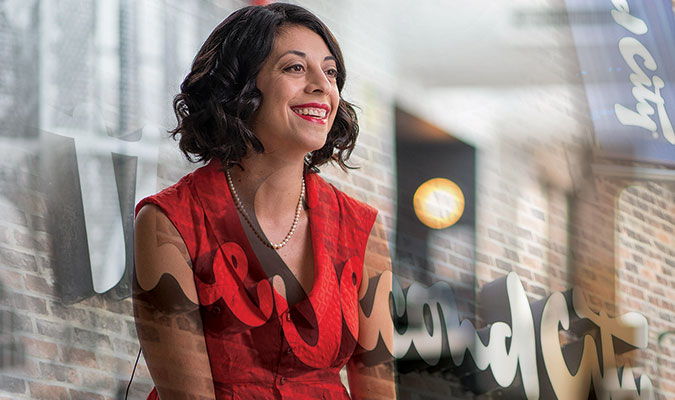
[278,50,337,63]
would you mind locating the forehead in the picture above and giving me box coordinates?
[271,25,333,58]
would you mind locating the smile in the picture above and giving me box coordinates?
[291,103,330,124]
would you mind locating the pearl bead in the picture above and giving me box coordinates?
[226,168,304,250]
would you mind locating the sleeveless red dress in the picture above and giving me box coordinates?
[136,160,377,399]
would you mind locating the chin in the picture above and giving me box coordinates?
[305,138,329,154]
[297,129,330,153]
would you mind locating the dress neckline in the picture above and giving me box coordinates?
[190,160,350,366]
[196,159,321,308]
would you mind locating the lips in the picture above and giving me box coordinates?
[290,103,330,125]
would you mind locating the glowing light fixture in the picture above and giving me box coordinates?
[413,178,465,229]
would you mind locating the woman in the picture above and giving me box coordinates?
[133,3,395,399]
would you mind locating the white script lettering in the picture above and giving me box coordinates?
[541,290,653,399]
[612,5,675,144]
[610,0,648,35]
[359,271,653,399]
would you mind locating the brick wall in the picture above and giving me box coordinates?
[0,143,157,399]
[615,183,675,399]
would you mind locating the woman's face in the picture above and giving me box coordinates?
[250,25,340,159]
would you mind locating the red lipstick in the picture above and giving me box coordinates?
[290,103,330,125]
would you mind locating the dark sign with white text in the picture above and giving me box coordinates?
[566,0,675,164]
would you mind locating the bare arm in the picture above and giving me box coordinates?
[133,204,216,399]
[347,215,397,399]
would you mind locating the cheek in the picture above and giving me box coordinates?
[330,91,340,117]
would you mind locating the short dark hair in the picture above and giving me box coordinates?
[170,3,358,171]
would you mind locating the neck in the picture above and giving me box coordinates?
[227,152,306,223]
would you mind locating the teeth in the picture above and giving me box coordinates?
[293,107,327,119]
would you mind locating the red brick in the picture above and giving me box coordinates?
[88,311,124,334]
[494,258,512,272]
[36,318,72,341]
[629,287,644,300]
[4,309,33,333]
[13,230,51,253]
[79,370,115,391]
[0,247,37,271]
[14,358,39,377]
[0,269,25,291]
[112,338,141,358]
[12,292,48,315]
[73,327,113,351]
[25,274,56,296]
[97,353,128,372]
[21,337,58,360]
[0,375,26,394]
[29,382,69,400]
[39,361,80,384]
[514,266,532,280]
[69,389,105,400]
[48,303,90,326]
[62,346,98,368]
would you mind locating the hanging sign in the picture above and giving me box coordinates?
[565,0,675,164]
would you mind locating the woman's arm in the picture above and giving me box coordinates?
[133,204,216,399]
[347,216,397,399]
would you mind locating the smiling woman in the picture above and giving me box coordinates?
[167,3,358,172]
[132,3,395,400]
[248,25,341,159]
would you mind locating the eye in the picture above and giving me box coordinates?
[284,64,304,73]
[325,68,338,79]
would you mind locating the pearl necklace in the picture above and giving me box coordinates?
[225,168,305,250]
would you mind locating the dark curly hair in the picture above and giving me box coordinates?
[170,3,359,171]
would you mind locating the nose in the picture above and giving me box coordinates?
[305,65,331,94]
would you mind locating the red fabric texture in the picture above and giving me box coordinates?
[137,160,377,399]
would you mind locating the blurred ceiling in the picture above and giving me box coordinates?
[390,0,582,88]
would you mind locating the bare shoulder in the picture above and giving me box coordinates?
[134,204,198,307]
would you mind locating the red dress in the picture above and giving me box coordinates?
[136,160,377,399]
